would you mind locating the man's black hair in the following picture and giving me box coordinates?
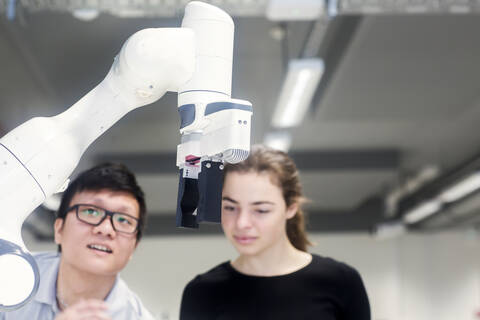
[56,163,147,251]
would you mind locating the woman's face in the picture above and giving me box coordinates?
[221,171,297,257]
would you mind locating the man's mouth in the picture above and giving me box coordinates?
[87,244,113,254]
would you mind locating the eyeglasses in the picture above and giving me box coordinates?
[67,204,139,234]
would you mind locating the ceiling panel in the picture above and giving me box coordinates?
[3,5,480,236]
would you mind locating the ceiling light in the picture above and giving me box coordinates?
[266,0,324,21]
[438,172,480,203]
[264,131,291,152]
[72,8,99,21]
[7,0,16,21]
[271,58,324,128]
[371,220,406,240]
[385,165,440,216]
[403,199,442,224]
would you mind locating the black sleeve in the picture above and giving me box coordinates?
[343,268,371,320]
[179,277,208,320]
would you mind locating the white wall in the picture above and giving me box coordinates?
[27,231,480,320]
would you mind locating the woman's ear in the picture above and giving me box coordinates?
[286,203,298,219]
[53,218,64,245]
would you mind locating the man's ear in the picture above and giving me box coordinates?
[53,218,64,245]
[286,203,298,220]
[129,242,139,261]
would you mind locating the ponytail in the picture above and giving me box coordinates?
[286,208,311,252]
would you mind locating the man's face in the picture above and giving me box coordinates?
[54,189,140,276]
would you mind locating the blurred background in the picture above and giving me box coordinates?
[2,0,480,319]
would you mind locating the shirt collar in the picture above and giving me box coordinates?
[33,253,127,314]
[33,253,61,313]
[105,276,133,313]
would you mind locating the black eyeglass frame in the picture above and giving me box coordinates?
[66,204,140,234]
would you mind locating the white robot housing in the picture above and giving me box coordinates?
[0,1,252,310]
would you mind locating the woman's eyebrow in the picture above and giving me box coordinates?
[222,197,275,206]
[251,201,275,206]
[222,196,238,203]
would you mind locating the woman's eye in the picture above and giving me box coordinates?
[255,209,270,214]
[223,206,236,212]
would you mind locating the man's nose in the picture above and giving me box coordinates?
[93,215,116,237]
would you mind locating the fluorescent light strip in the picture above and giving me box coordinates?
[373,221,406,240]
[280,70,312,123]
[438,172,480,203]
[403,199,441,224]
[263,131,292,152]
[266,0,325,21]
[401,172,480,224]
[272,58,324,128]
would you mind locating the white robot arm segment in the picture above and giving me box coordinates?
[0,1,252,310]
[0,27,194,309]
[0,26,195,247]
[174,3,253,228]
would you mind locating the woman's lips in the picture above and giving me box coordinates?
[234,236,257,245]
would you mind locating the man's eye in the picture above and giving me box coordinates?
[83,208,100,216]
[116,216,132,225]
[255,209,270,214]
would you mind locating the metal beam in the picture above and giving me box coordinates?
[289,149,400,171]
[143,201,383,236]
[310,15,363,116]
[306,197,384,233]
[142,197,384,236]
[339,0,478,14]
[2,0,477,17]
[0,0,269,17]
[96,152,177,174]
[398,150,480,224]
[96,149,400,174]
[0,13,58,102]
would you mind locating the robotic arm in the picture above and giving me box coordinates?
[0,1,252,311]
[175,4,252,228]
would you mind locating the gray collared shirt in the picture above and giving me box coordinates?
[0,252,155,320]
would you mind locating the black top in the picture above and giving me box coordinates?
[180,254,370,320]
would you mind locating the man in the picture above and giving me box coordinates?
[0,163,154,320]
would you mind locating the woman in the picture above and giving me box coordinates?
[180,145,370,320]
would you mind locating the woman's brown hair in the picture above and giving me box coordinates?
[224,144,312,251]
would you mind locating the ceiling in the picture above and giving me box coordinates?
[2,0,480,239]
